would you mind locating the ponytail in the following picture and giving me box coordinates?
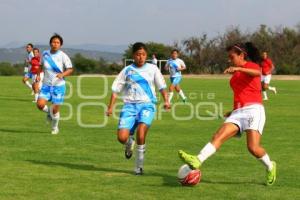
[226,42,261,64]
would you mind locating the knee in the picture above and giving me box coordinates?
[117,134,128,144]
[36,101,45,110]
[263,84,268,90]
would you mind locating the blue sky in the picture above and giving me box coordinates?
[0,0,300,46]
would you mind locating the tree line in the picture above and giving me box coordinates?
[1,24,300,75]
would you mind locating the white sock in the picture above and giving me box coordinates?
[268,86,275,92]
[51,112,60,130]
[179,90,186,100]
[25,81,32,89]
[197,142,216,163]
[42,105,49,113]
[34,93,39,102]
[259,154,273,171]
[168,92,174,103]
[263,91,268,99]
[135,144,145,170]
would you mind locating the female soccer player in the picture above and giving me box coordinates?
[106,42,170,175]
[31,48,44,102]
[36,34,73,134]
[178,42,276,186]
[261,51,277,100]
[164,49,187,103]
[22,43,34,92]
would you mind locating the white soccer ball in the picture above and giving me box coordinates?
[177,164,192,180]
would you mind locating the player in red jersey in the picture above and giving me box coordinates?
[261,51,277,100]
[31,48,44,102]
[178,42,276,186]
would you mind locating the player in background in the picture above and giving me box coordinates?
[31,48,44,102]
[178,42,276,186]
[261,51,277,100]
[165,49,187,103]
[36,34,73,134]
[106,42,170,175]
[151,54,158,66]
[22,43,34,92]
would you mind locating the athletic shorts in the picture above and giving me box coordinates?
[261,74,272,84]
[170,76,182,86]
[118,103,156,130]
[225,104,265,135]
[24,72,33,79]
[38,84,66,105]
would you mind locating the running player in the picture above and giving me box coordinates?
[22,43,34,92]
[31,48,44,102]
[178,42,276,186]
[261,51,277,100]
[106,42,170,175]
[36,34,73,134]
[164,49,187,103]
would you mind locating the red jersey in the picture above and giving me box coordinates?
[30,56,42,74]
[261,58,273,75]
[230,62,262,110]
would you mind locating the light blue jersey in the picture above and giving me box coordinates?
[112,63,166,129]
[165,58,186,77]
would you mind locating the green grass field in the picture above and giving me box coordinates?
[0,76,299,200]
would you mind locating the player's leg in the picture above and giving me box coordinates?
[246,130,276,185]
[168,80,175,104]
[49,85,66,134]
[179,123,239,169]
[134,103,155,175]
[125,121,137,159]
[22,76,32,90]
[175,84,186,102]
[266,75,277,94]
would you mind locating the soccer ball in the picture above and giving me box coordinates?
[177,164,201,186]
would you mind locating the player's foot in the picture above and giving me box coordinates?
[125,137,135,159]
[46,112,52,124]
[272,87,277,94]
[31,91,35,95]
[183,98,187,103]
[178,150,201,169]
[32,100,37,103]
[263,97,268,101]
[51,128,59,135]
[135,167,143,175]
[266,161,276,186]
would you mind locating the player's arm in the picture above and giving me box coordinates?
[224,66,261,76]
[106,69,126,116]
[106,92,118,116]
[57,68,73,79]
[177,60,187,71]
[57,54,73,79]
[154,68,170,110]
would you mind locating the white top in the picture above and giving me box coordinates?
[112,63,166,103]
[42,50,72,86]
[26,51,34,69]
[165,58,186,77]
[152,58,158,65]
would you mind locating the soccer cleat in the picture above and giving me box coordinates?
[135,167,143,175]
[263,97,269,101]
[178,150,201,169]
[272,87,277,94]
[125,137,135,159]
[266,161,276,186]
[51,128,59,135]
[182,98,187,103]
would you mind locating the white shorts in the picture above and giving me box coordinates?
[225,104,265,135]
[261,74,272,84]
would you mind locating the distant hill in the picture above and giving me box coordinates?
[0,45,123,64]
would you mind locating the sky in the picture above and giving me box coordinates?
[0,0,300,46]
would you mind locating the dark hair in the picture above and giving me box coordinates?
[132,42,147,54]
[49,33,63,46]
[27,43,33,48]
[171,49,179,53]
[226,42,261,63]
[33,48,39,52]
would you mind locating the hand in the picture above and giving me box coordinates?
[224,67,240,74]
[36,76,41,82]
[56,73,64,79]
[164,102,171,110]
[106,106,113,117]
